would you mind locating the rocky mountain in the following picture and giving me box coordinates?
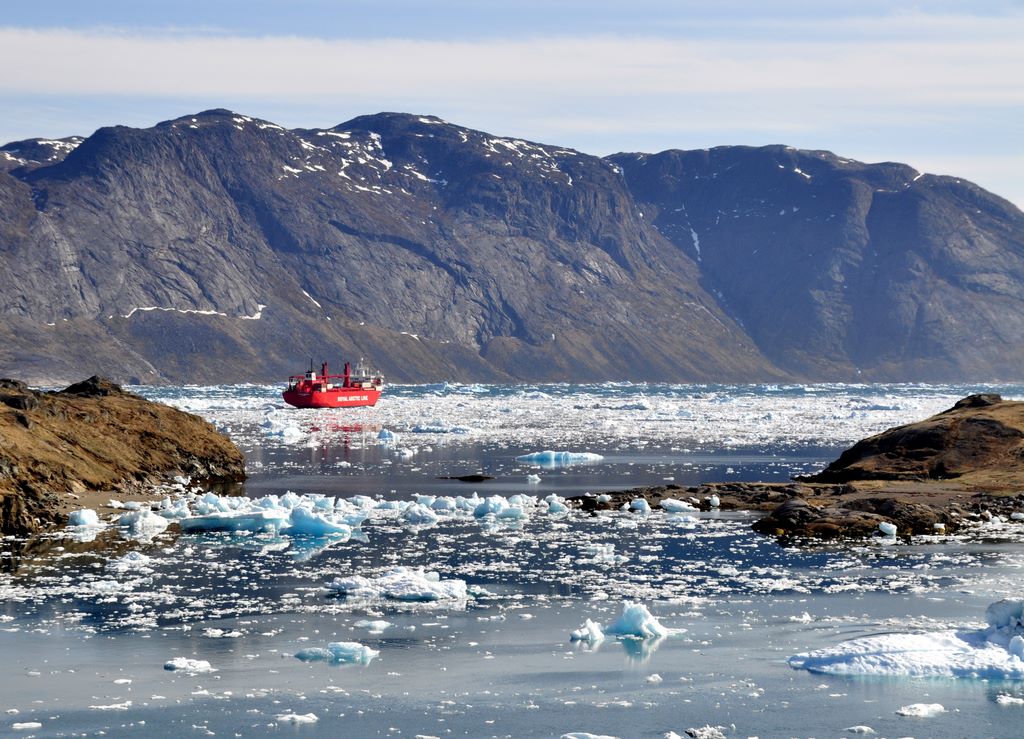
[1,110,1022,384]
[609,146,1024,380]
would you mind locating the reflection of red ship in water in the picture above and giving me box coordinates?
[283,360,384,409]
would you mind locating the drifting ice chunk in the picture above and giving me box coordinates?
[68,509,100,526]
[164,657,216,673]
[157,497,192,519]
[526,474,542,484]
[605,601,669,638]
[107,550,152,574]
[283,506,352,536]
[788,600,1024,679]
[354,619,393,632]
[630,499,650,513]
[401,503,439,525]
[895,703,945,717]
[295,641,379,664]
[275,712,319,723]
[707,494,720,508]
[661,499,695,513]
[516,450,604,468]
[878,521,897,537]
[474,496,508,518]
[570,619,605,642]
[545,493,569,514]
[118,509,169,535]
[328,566,467,602]
[179,509,287,534]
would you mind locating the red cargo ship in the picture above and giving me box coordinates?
[283,361,384,409]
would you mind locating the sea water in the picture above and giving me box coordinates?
[3,382,1024,737]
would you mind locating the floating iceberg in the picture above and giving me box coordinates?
[516,450,604,468]
[67,508,101,527]
[660,498,696,513]
[179,509,287,534]
[118,509,169,535]
[570,619,605,643]
[171,492,362,537]
[164,657,216,673]
[295,641,379,664]
[605,601,669,638]
[788,599,1024,679]
[474,496,509,518]
[275,713,319,723]
[282,506,352,537]
[327,566,467,602]
[401,503,439,526]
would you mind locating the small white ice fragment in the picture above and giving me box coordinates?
[570,619,605,642]
[163,657,216,674]
[275,712,319,723]
[646,673,663,683]
[12,722,42,731]
[896,703,945,717]
[878,521,897,537]
[844,727,876,735]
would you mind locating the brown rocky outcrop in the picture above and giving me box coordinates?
[0,376,245,535]
[580,395,1024,540]
[803,394,1024,485]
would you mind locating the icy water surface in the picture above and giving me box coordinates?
[4,382,1024,737]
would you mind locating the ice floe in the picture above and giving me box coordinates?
[516,450,604,467]
[788,599,1024,679]
[275,712,319,723]
[163,657,216,673]
[294,641,379,664]
[327,566,467,602]
[895,703,945,717]
[660,499,696,513]
[118,509,169,536]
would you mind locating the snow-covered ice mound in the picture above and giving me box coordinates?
[788,599,1024,679]
[327,566,467,602]
[295,641,379,664]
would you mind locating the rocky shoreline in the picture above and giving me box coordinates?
[0,376,245,536]
[574,394,1024,540]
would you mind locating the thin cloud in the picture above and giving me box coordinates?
[0,28,1020,105]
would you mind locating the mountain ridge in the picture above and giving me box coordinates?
[1,110,1021,385]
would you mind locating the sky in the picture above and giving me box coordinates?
[2,0,1022,208]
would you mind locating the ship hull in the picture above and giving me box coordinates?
[282,387,381,409]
